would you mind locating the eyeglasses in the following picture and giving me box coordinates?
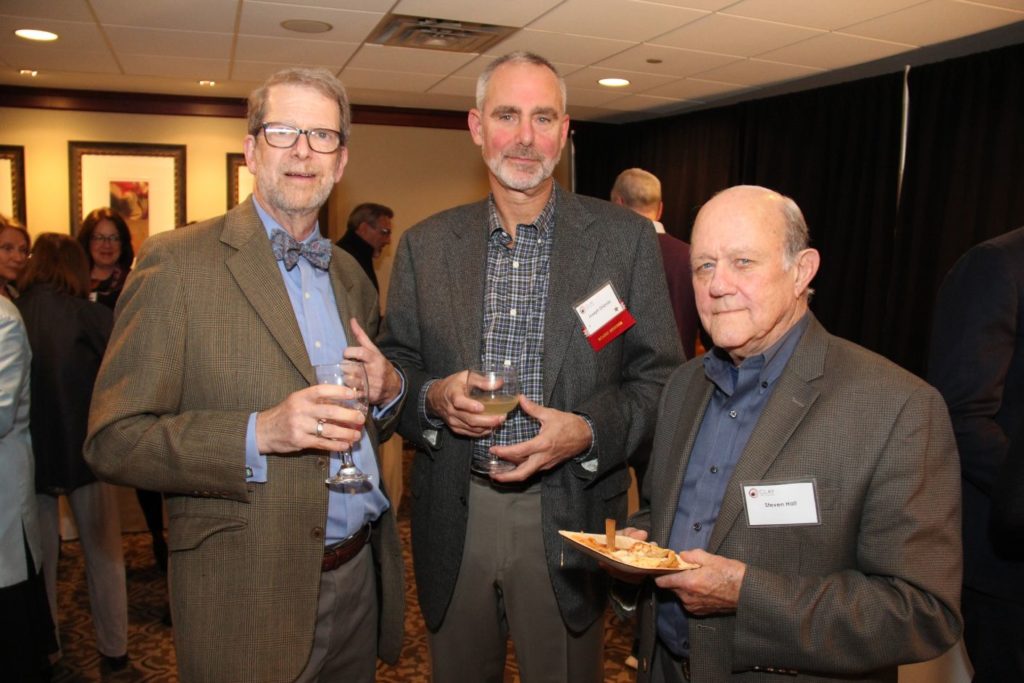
[259,123,344,153]
[370,223,392,236]
[91,234,121,244]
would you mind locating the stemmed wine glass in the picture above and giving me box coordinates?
[315,361,371,490]
[468,363,520,476]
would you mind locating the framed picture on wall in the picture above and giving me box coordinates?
[0,145,27,225]
[227,152,253,209]
[68,141,186,244]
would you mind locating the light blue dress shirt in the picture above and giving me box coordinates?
[243,199,389,544]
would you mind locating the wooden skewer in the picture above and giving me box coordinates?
[605,518,616,550]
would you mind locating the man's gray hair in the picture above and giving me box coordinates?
[248,67,351,146]
[611,168,661,210]
[778,193,810,268]
[475,51,567,112]
[347,202,393,233]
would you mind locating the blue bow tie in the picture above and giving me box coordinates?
[270,229,332,271]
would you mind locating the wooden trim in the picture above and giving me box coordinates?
[0,85,469,130]
[0,145,26,225]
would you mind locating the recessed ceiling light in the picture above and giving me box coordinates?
[15,29,58,42]
[19,69,38,77]
[199,80,216,87]
[280,19,333,34]
[598,77,630,88]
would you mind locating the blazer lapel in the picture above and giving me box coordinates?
[707,318,828,553]
[544,186,598,402]
[652,372,714,547]
[223,199,315,386]
[444,202,489,368]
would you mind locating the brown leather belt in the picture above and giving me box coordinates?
[321,524,370,572]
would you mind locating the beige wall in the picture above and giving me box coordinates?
[0,105,570,306]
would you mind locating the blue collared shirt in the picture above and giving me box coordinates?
[656,314,810,656]
[244,198,389,544]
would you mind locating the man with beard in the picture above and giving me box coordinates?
[85,68,405,683]
[379,52,682,682]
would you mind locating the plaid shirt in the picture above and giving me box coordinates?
[471,193,556,459]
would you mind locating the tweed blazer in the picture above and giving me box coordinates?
[84,198,404,683]
[632,316,963,683]
[379,185,684,633]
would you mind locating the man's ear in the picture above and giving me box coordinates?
[793,248,820,296]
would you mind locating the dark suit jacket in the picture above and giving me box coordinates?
[633,316,962,682]
[657,232,698,359]
[84,199,404,683]
[16,283,111,493]
[379,185,683,633]
[928,226,1024,599]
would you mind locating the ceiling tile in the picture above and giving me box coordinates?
[695,58,822,85]
[720,0,928,31]
[636,0,735,9]
[0,1,94,21]
[0,46,121,74]
[842,0,1024,45]
[650,13,824,56]
[90,0,238,32]
[234,35,359,66]
[426,75,477,97]
[105,26,232,59]
[122,54,231,80]
[529,0,708,42]
[347,44,477,74]
[239,2,384,42]
[339,66,445,92]
[759,31,913,69]
[601,93,694,112]
[0,16,105,51]
[563,85,635,107]
[392,0,563,27]
[486,29,634,65]
[642,76,744,99]
[232,59,340,83]
[595,43,739,78]
[969,0,1024,9]
[564,66,679,92]
[452,54,586,80]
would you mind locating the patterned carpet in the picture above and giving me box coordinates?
[50,500,637,682]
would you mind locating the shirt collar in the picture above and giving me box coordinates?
[703,313,811,395]
[253,197,322,245]
[486,187,558,238]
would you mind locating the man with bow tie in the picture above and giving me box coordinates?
[85,68,406,683]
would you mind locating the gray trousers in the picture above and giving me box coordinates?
[294,544,378,683]
[428,477,604,683]
[37,482,128,657]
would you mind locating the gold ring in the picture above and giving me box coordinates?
[315,419,325,437]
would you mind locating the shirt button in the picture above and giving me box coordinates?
[311,526,324,540]
[710,465,719,474]
[729,410,738,418]
[314,340,321,349]
[692,522,702,531]
[761,381,768,388]
[510,309,517,317]
[512,261,520,269]
[304,292,311,299]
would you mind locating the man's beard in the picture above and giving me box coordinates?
[255,171,333,217]
[486,146,556,192]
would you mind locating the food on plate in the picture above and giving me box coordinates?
[562,531,700,570]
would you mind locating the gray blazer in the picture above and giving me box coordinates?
[633,316,963,682]
[379,185,684,633]
[85,199,404,683]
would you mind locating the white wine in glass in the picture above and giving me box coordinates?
[468,363,520,476]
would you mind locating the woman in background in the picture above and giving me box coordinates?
[77,209,167,571]
[0,216,30,299]
[0,272,55,680]
[16,233,128,671]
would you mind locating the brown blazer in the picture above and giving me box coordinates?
[85,198,403,683]
[633,316,963,682]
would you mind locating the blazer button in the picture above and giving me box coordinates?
[311,526,324,540]
[640,658,648,672]
[317,456,328,470]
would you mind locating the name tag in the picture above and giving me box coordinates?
[742,480,820,527]
[573,281,635,352]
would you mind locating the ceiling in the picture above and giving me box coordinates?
[1,0,1023,123]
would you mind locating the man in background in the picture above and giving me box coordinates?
[611,168,699,359]
[85,68,404,683]
[929,226,1024,682]
[337,202,393,291]
[380,52,681,682]
[630,185,962,682]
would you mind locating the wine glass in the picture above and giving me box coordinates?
[468,363,520,476]
[315,361,371,490]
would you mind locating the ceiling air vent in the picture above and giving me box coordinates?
[367,14,516,53]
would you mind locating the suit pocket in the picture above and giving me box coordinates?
[167,513,247,552]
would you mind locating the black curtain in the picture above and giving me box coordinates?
[737,75,904,352]
[886,42,1024,375]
